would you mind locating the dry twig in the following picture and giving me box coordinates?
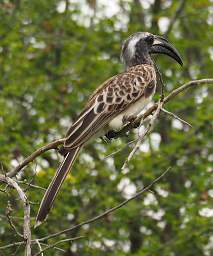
[121,100,163,169]
[161,108,192,128]
[35,240,43,256]
[34,236,84,256]
[7,138,65,178]
[6,201,23,238]
[0,167,171,251]
[0,175,31,256]
[35,167,170,242]
[164,0,187,36]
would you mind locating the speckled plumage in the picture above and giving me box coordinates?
[36,32,182,225]
[64,64,156,149]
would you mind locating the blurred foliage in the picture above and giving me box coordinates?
[0,0,213,255]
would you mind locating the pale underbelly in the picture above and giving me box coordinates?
[108,95,153,130]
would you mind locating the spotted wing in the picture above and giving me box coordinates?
[64,68,155,149]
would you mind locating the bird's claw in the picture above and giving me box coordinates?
[122,115,137,125]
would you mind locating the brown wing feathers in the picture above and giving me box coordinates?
[64,65,155,150]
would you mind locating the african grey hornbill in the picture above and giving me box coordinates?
[36,32,182,225]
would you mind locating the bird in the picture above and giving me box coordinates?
[35,32,183,226]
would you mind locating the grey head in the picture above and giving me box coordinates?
[121,32,183,68]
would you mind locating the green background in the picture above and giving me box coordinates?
[0,0,212,255]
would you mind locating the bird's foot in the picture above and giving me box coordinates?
[103,130,118,141]
[122,115,137,125]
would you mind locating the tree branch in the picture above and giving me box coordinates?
[164,0,187,36]
[35,240,43,256]
[161,108,192,128]
[7,138,65,178]
[36,167,171,242]
[121,99,163,169]
[3,79,212,179]
[106,79,213,140]
[0,175,31,256]
[34,236,84,256]
[6,201,24,238]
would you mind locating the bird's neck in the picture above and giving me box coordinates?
[126,52,153,69]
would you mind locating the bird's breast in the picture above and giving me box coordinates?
[108,93,154,130]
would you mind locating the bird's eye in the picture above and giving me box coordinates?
[145,35,154,45]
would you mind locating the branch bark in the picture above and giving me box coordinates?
[7,138,65,178]
[0,175,31,256]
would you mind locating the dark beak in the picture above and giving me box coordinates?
[150,35,183,66]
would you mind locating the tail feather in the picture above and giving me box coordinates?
[35,147,81,226]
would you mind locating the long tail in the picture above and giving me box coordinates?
[35,146,81,226]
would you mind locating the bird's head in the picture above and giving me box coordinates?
[121,32,183,68]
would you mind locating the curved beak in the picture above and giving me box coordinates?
[150,35,183,66]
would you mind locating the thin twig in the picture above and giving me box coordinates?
[164,0,186,36]
[103,139,137,160]
[6,201,23,238]
[23,174,37,192]
[161,108,192,128]
[0,175,31,256]
[35,240,43,256]
[121,100,163,170]
[36,167,171,242]
[17,181,46,191]
[0,241,25,250]
[39,242,65,253]
[0,240,67,252]
[164,79,213,103]
[34,236,84,256]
